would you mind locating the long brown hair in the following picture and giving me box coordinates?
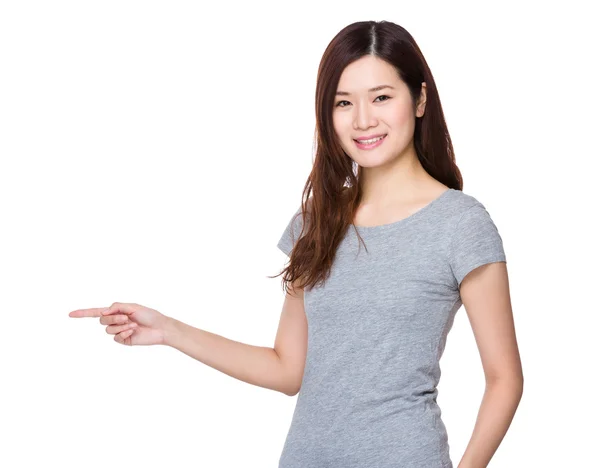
[271,20,463,294]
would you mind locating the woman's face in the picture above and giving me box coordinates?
[332,55,426,169]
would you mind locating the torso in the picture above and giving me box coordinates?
[278,185,464,468]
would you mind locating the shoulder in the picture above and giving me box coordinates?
[441,189,492,223]
[283,197,314,236]
[446,188,484,210]
[443,191,507,287]
[444,190,504,246]
[438,189,505,246]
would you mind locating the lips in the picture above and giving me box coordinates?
[353,134,387,150]
[353,133,387,142]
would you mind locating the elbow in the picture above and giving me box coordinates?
[281,376,301,397]
[282,383,300,397]
[278,362,302,396]
[486,373,524,395]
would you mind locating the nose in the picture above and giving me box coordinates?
[353,100,378,131]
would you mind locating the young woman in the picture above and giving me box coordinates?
[69,20,523,468]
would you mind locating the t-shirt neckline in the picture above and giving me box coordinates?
[352,188,455,232]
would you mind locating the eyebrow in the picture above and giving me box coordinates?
[335,84,395,96]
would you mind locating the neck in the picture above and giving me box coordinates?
[359,145,434,206]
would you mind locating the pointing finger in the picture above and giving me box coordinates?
[68,307,109,318]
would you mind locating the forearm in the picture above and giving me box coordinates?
[458,378,524,468]
[161,316,294,396]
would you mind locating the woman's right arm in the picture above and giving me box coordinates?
[162,281,308,397]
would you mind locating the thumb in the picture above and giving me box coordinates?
[102,302,138,316]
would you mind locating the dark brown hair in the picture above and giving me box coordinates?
[271,20,463,294]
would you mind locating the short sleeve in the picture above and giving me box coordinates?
[449,202,507,287]
[277,206,305,257]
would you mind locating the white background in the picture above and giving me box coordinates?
[1,1,598,467]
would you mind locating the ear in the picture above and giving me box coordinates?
[416,82,427,118]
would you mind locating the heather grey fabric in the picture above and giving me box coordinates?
[276,188,507,468]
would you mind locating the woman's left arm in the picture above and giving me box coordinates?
[456,261,524,468]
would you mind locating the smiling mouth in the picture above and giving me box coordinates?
[353,134,387,144]
[353,134,388,149]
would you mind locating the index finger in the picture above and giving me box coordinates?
[68,307,110,318]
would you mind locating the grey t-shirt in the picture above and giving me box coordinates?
[276,188,507,468]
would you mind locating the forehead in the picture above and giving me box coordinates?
[336,56,402,93]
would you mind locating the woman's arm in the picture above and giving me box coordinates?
[163,318,292,394]
[458,377,523,468]
[162,282,307,397]
[456,261,524,468]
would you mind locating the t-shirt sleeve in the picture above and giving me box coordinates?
[277,206,305,257]
[449,202,507,288]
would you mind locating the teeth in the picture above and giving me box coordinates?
[357,135,384,144]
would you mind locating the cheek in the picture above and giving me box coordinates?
[386,104,413,128]
[332,115,349,146]
[332,114,345,135]
[386,111,416,145]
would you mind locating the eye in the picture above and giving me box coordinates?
[375,95,391,102]
[335,95,391,107]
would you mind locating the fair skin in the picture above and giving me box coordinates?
[68,295,306,397]
[333,54,523,468]
[333,54,448,222]
[68,54,522,468]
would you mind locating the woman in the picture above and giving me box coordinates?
[69,20,523,468]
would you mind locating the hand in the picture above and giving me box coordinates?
[68,302,170,346]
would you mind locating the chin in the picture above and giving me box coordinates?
[353,155,393,169]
